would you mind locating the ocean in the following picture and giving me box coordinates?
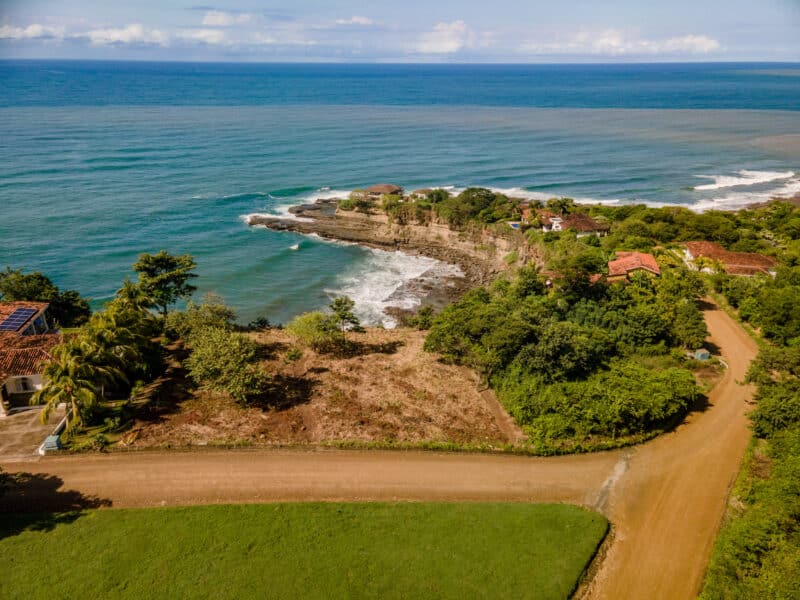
[1,61,799,325]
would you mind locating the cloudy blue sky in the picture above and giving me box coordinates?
[1,0,798,62]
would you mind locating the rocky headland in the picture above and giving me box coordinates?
[246,196,535,321]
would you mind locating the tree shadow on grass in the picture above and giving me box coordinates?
[254,341,290,361]
[249,375,318,412]
[332,339,405,358]
[132,360,197,425]
[0,472,112,540]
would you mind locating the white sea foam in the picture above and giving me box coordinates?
[325,247,463,328]
[693,170,795,191]
[246,187,353,224]
[688,177,800,212]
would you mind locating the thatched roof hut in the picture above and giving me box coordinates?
[366,184,403,196]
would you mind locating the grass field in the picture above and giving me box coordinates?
[0,502,607,600]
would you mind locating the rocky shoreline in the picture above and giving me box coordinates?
[247,198,521,322]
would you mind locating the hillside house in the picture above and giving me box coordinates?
[607,252,661,282]
[365,184,403,198]
[532,210,608,237]
[684,242,778,276]
[0,302,60,415]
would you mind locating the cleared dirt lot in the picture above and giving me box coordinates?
[1,303,757,599]
[121,328,521,449]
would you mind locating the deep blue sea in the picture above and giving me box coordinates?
[1,61,799,325]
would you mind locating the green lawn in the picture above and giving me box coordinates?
[0,502,607,600]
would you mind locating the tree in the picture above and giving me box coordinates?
[132,251,197,319]
[546,197,575,216]
[184,327,268,403]
[329,296,364,334]
[426,189,450,204]
[0,267,90,327]
[115,278,154,312]
[31,339,123,430]
[670,301,709,349]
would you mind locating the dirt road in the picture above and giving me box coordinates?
[1,303,757,599]
[584,305,758,599]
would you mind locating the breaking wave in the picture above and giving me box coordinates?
[325,247,463,328]
[693,170,795,191]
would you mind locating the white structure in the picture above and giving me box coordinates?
[0,302,59,416]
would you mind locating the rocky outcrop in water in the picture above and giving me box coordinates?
[248,200,532,288]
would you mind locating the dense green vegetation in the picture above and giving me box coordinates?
[0,267,91,327]
[696,202,800,598]
[425,256,707,450]
[339,187,523,229]
[701,351,800,598]
[167,293,269,403]
[432,187,521,227]
[583,199,800,256]
[0,503,607,600]
[32,279,161,431]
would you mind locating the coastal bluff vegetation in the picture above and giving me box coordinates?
[10,188,800,455]
[4,191,800,596]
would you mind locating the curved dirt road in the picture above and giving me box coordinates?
[1,303,757,599]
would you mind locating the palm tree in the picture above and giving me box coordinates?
[32,341,102,430]
[115,278,153,313]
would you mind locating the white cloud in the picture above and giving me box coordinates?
[0,24,64,40]
[415,20,471,54]
[182,28,227,45]
[661,35,721,54]
[201,11,252,27]
[251,32,277,45]
[520,30,721,56]
[335,16,374,26]
[86,23,169,46]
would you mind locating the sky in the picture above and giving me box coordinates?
[1,0,799,63]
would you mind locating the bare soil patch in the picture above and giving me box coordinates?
[121,328,515,449]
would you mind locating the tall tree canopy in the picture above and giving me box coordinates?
[0,267,91,327]
[132,251,197,318]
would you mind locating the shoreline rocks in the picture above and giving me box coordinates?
[247,200,527,320]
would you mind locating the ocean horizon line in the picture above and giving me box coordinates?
[2,58,799,67]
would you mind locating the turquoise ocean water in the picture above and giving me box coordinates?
[1,62,799,325]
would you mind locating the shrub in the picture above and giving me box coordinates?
[407,306,435,330]
[166,293,237,341]
[247,316,271,330]
[184,327,268,402]
[284,347,303,363]
[286,311,344,352]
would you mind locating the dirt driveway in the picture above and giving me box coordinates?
[1,302,757,600]
[0,407,63,462]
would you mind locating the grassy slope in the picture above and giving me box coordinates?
[1,502,607,600]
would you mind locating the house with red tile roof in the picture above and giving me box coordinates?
[607,251,661,282]
[529,209,608,237]
[684,242,778,276]
[0,302,60,415]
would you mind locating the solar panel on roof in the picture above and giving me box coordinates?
[0,308,38,331]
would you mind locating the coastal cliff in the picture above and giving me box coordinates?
[247,199,536,288]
